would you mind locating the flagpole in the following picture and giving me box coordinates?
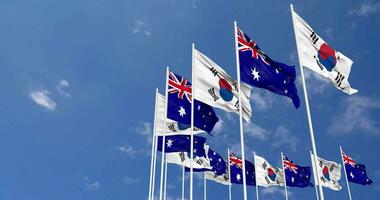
[204,173,207,200]
[281,152,289,200]
[182,166,185,200]
[190,43,195,200]
[234,20,248,200]
[164,155,168,200]
[310,150,320,200]
[159,67,170,200]
[340,146,353,200]
[149,88,159,200]
[290,4,324,200]
[228,148,232,200]
[254,152,259,200]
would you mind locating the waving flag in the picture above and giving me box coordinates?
[311,153,342,191]
[237,27,300,108]
[229,153,256,185]
[193,48,252,121]
[156,135,206,156]
[167,72,219,133]
[155,92,203,136]
[255,154,284,187]
[291,9,357,95]
[342,151,373,185]
[283,155,313,187]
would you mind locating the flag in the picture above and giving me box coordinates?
[311,153,342,191]
[167,71,219,133]
[342,151,373,185]
[156,135,206,156]
[255,154,284,187]
[283,155,313,187]
[193,48,252,121]
[229,153,256,185]
[237,26,300,108]
[166,151,212,170]
[185,146,230,185]
[155,92,203,136]
[291,9,357,95]
[185,146,227,175]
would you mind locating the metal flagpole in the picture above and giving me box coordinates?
[149,89,159,200]
[281,152,289,200]
[152,124,159,200]
[290,4,324,200]
[190,43,195,200]
[228,148,232,200]
[310,151,320,200]
[164,155,168,200]
[204,173,207,200]
[182,166,185,200]
[233,20,248,200]
[254,152,259,200]
[159,67,170,200]
[340,146,353,200]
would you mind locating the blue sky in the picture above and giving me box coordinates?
[0,0,380,199]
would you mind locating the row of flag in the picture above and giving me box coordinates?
[157,135,373,189]
[148,5,370,200]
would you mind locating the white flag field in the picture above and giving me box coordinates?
[155,92,203,136]
[205,171,230,185]
[311,153,342,191]
[254,154,284,187]
[193,48,252,122]
[292,9,357,95]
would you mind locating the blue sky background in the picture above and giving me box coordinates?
[1,0,380,199]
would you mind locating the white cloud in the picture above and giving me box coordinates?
[349,1,380,16]
[83,176,100,191]
[261,187,292,198]
[328,96,380,135]
[136,121,153,144]
[29,89,56,111]
[56,79,71,97]
[123,176,139,185]
[115,144,137,158]
[251,91,274,111]
[324,28,334,40]
[213,118,224,135]
[244,122,270,140]
[271,126,299,152]
[132,19,152,37]
[302,68,330,94]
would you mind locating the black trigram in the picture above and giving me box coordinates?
[168,124,177,132]
[262,162,267,169]
[179,152,186,162]
[209,67,218,76]
[234,100,239,110]
[196,159,204,165]
[335,72,345,88]
[208,88,219,101]
[310,32,319,44]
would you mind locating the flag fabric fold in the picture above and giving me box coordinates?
[291,9,357,95]
[283,155,313,187]
[237,26,301,108]
[166,151,212,170]
[229,153,256,186]
[311,153,342,191]
[155,92,203,136]
[193,48,252,121]
[156,135,206,156]
[342,151,373,185]
[254,154,284,187]
[167,71,219,134]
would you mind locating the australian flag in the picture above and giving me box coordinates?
[229,153,256,185]
[185,146,227,175]
[343,151,373,185]
[157,135,207,157]
[167,72,219,133]
[237,27,300,108]
[283,155,313,187]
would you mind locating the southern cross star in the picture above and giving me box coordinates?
[251,68,260,81]
[178,106,186,117]
[166,139,173,148]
